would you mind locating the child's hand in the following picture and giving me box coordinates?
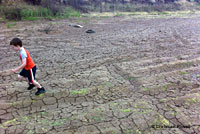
[11,69,17,73]
[11,69,15,73]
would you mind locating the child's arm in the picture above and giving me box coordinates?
[11,58,27,73]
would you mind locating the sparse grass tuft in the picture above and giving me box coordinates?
[6,21,16,28]
[71,88,88,95]
[180,71,189,75]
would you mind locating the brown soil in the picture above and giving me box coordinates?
[0,14,200,134]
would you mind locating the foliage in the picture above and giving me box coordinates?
[21,7,53,20]
[41,0,63,15]
[1,6,22,20]
[0,1,81,21]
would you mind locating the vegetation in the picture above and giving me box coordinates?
[0,0,200,21]
[0,1,81,21]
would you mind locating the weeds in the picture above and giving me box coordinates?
[21,7,53,20]
[6,21,16,28]
[180,71,189,75]
[114,12,123,17]
[71,88,88,96]
[0,3,81,21]
[162,85,168,91]
[143,87,149,91]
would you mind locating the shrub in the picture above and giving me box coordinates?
[3,7,22,20]
[41,0,63,15]
[64,7,81,18]
[21,7,53,20]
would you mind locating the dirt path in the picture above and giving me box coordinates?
[0,15,200,134]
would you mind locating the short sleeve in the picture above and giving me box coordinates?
[20,48,27,59]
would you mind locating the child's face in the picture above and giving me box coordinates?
[12,45,20,51]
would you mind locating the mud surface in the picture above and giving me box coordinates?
[1,15,200,134]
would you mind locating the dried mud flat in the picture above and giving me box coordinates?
[0,14,200,134]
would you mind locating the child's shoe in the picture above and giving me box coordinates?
[27,84,35,90]
[35,87,46,96]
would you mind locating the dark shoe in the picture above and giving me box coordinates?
[35,87,46,96]
[27,84,35,90]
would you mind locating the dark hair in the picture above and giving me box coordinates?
[10,38,22,47]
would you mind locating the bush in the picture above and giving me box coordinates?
[3,7,22,20]
[41,0,63,15]
[21,7,53,20]
[0,1,82,21]
[64,7,81,18]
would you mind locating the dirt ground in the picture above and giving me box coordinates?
[0,14,200,134]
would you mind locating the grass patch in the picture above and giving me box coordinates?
[6,21,16,28]
[104,82,113,87]
[122,108,131,113]
[114,12,123,17]
[143,87,149,91]
[128,77,137,81]
[21,7,53,21]
[186,96,200,104]
[180,71,189,75]
[0,3,81,21]
[71,88,88,95]
[162,85,168,91]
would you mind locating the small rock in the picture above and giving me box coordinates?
[86,29,95,34]
[69,24,83,28]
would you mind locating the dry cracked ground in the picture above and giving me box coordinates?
[0,14,200,134]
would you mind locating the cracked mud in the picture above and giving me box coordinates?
[0,15,200,134]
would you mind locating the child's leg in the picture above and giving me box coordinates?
[28,66,45,95]
[18,68,29,83]
[28,66,43,88]
[18,74,29,83]
[32,80,42,88]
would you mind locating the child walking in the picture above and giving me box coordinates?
[10,38,46,96]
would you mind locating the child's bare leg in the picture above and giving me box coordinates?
[18,75,29,83]
[32,80,42,88]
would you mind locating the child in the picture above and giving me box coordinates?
[10,38,46,96]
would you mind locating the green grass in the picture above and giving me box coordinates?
[0,4,81,22]
[6,21,16,28]
[71,88,88,95]
[143,87,149,91]
[128,77,137,81]
[114,12,123,17]
[21,7,53,21]
[64,7,81,18]
[180,71,189,75]
[162,85,168,91]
